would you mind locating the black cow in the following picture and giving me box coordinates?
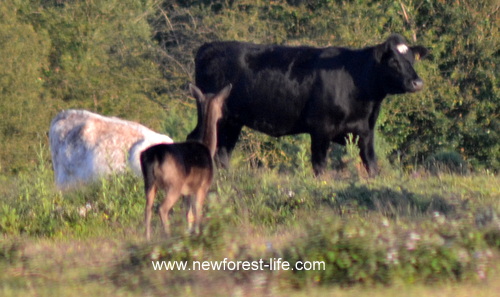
[188,34,428,176]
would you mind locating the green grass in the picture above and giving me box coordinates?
[0,149,499,296]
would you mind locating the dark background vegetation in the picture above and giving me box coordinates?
[0,0,498,174]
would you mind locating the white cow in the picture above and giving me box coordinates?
[49,109,173,189]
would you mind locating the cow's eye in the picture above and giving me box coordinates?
[389,58,400,70]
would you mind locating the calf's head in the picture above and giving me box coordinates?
[375,34,428,94]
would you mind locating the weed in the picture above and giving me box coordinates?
[0,239,22,265]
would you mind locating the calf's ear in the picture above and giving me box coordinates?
[411,45,429,60]
[214,84,232,105]
[190,84,207,105]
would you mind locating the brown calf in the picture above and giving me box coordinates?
[140,84,231,240]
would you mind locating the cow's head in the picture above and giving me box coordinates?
[375,34,428,94]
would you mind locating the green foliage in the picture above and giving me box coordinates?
[0,2,50,173]
[0,240,22,265]
[0,205,20,236]
[127,207,230,267]
[379,0,499,171]
[425,151,469,175]
[343,134,361,180]
[282,218,390,286]
[0,145,145,237]
[0,0,172,174]
[484,228,500,249]
[282,216,494,286]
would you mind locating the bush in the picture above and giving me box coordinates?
[282,216,494,286]
[0,240,22,265]
[425,151,469,175]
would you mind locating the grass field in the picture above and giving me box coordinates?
[1,148,499,296]
[1,236,499,297]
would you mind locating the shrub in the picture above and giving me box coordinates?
[281,216,494,287]
[425,151,469,175]
[0,240,22,265]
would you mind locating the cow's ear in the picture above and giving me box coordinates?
[374,42,391,63]
[411,46,429,60]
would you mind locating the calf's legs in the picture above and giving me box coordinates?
[145,184,157,241]
[158,186,182,237]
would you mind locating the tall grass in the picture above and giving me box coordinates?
[0,144,499,295]
[0,144,145,237]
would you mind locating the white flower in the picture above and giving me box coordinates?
[386,249,399,264]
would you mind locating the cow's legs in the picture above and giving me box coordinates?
[216,121,243,168]
[359,132,378,177]
[310,134,330,176]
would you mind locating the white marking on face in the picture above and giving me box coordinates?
[397,44,409,54]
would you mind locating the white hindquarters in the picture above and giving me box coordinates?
[49,109,173,189]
